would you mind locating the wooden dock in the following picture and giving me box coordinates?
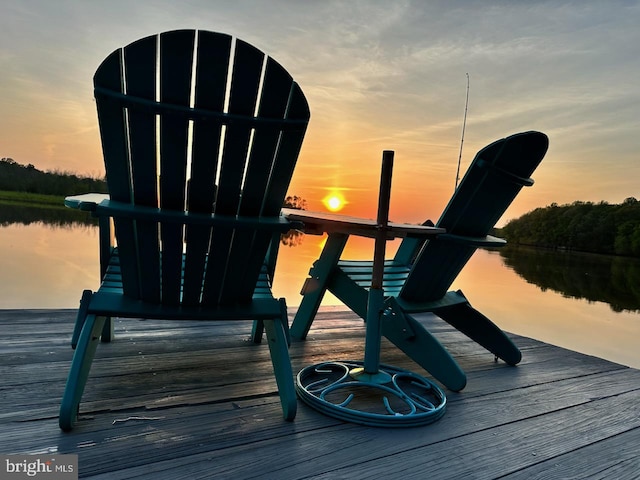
[1,307,639,479]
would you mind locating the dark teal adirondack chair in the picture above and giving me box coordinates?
[290,131,549,391]
[59,30,310,431]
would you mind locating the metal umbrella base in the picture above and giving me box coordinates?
[296,360,446,427]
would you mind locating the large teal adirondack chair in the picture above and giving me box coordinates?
[59,30,310,431]
[290,131,549,391]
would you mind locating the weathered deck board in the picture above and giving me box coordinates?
[0,308,638,479]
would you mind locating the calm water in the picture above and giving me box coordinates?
[2,212,639,369]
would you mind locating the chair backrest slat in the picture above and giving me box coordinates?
[157,31,196,305]
[182,31,231,305]
[123,34,161,302]
[93,30,310,307]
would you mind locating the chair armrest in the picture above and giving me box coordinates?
[64,193,110,211]
[65,194,116,276]
[477,159,535,187]
[435,233,507,247]
[92,199,297,233]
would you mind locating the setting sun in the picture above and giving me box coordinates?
[323,193,346,212]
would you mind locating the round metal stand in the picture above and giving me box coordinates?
[296,361,446,427]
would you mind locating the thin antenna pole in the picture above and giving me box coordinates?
[455,73,470,190]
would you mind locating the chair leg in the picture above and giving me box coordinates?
[59,314,107,431]
[71,290,92,349]
[382,299,467,392]
[263,311,297,421]
[101,317,114,343]
[251,320,265,344]
[291,233,349,340]
[437,297,522,366]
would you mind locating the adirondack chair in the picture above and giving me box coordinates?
[59,30,310,431]
[290,131,549,391]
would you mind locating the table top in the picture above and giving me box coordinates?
[281,208,445,239]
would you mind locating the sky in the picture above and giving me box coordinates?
[2,0,639,225]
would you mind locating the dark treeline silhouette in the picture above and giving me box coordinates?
[283,195,307,210]
[499,246,640,313]
[498,198,640,257]
[0,158,107,196]
[1,158,310,211]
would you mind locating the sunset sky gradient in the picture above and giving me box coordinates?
[2,0,638,225]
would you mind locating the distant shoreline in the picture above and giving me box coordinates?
[0,190,66,209]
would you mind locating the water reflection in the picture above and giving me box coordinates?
[0,203,94,227]
[280,229,305,248]
[499,246,640,313]
[0,215,638,368]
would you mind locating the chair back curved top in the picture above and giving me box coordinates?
[400,131,549,302]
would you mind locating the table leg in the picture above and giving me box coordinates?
[291,233,349,340]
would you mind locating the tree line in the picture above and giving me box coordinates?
[0,157,107,196]
[497,198,640,257]
[0,157,308,210]
[6,157,636,256]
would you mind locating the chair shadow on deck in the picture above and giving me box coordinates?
[59,29,310,431]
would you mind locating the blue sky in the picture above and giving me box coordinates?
[1,0,639,223]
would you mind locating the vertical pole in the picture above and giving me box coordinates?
[363,150,394,374]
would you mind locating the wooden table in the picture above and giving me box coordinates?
[283,152,448,427]
[282,207,445,376]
